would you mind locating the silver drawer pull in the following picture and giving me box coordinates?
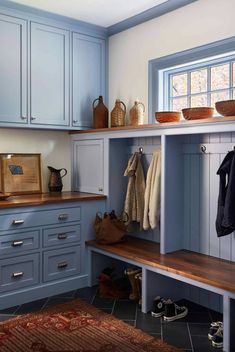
[12,219,24,225]
[57,261,68,269]
[58,214,69,221]
[57,233,68,240]
[12,271,24,278]
[12,240,24,247]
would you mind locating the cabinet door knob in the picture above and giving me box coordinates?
[30,116,36,120]
[12,240,24,247]
[12,219,24,225]
[57,233,68,240]
[12,271,24,278]
[57,261,68,269]
[21,116,27,120]
[58,214,69,221]
[98,188,103,192]
[73,120,78,124]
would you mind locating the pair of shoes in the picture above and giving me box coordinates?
[208,322,223,348]
[151,297,188,322]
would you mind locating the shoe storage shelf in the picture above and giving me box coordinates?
[71,117,235,352]
[0,192,106,310]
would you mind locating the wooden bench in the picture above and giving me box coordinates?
[86,236,235,352]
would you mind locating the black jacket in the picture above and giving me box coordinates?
[216,151,235,237]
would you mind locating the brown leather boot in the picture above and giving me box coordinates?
[125,268,142,301]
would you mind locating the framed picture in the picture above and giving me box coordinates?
[0,153,42,195]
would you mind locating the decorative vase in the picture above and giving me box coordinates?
[111,99,126,127]
[93,96,109,129]
[129,101,145,126]
[48,166,67,192]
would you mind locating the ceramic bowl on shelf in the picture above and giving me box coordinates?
[215,100,235,117]
[0,192,11,200]
[155,111,181,123]
[182,107,214,120]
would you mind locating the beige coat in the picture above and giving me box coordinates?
[143,150,161,230]
[124,152,145,230]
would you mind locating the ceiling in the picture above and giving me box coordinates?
[7,0,169,27]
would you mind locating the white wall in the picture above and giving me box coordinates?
[0,129,71,192]
[109,0,235,123]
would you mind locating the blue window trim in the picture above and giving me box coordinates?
[148,36,235,123]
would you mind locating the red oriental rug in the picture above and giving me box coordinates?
[0,299,180,352]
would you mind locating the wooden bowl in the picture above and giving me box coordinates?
[155,111,181,123]
[215,100,235,117]
[0,192,11,200]
[182,107,214,120]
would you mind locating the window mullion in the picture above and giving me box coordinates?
[188,71,191,108]
[207,66,211,106]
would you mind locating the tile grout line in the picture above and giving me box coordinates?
[111,300,116,315]
[90,287,98,305]
[41,297,50,310]
[134,303,138,328]
[187,322,195,352]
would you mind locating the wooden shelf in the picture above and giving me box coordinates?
[87,236,235,294]
[70,116,235,134]
[0,191,106,208]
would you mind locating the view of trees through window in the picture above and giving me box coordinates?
[167,58,235,112]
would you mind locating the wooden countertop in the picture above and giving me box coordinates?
[70,116,235,134]
[0,191,106,208]
[87,236,235,294]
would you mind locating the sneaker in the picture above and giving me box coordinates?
[211,326,223,348]
[208,321,223,340]
[163,299,188,322]
[151,296,166,317]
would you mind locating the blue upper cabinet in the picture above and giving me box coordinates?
[72,33,106,128]
[30,22,70,126]
[0,14,27,124]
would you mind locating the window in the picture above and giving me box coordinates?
[164,55,235,112]
[148,37,235,123]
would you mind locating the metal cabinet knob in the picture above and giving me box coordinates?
[57,261,68,269]
[21,116,27,120]
[98,187,103,192]
[57,233,68,240]
[12,219,24,225]
[30,116,36,121]
[58,214,69,221]
[12,271,24,278]
[12,240,24,247]
[73,120,78,124]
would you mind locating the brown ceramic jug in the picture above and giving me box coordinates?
[111,99,126,127]
[93,96,109,129]
[48,166,67,192]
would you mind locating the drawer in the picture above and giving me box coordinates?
[0,230,39,256]
[0,206,81,231]
[43,224,80,248]
[43,246,80,282]
[0,254,39,293]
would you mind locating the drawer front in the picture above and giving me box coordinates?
[43,246,80,282]
[0,207,81,230]
[0,254,39,293]
[43,224,80,248]
[0,230,39,256]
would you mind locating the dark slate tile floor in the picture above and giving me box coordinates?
[0,286,223,352]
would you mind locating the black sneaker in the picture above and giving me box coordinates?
[211,326,223,348]
[151,296,166,317]
[208,321,223,340]
[163,299,188,322]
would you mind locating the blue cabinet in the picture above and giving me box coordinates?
[0,13,27,124]
[72,33,106,128]
[30,22,70,126]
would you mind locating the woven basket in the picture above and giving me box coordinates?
[111,100,126,127]
[155,111,181,123]
[215,100,235,116]
[182,107,214,120]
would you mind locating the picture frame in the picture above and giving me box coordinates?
[0,153,42,195]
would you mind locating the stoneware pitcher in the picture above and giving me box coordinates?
[48,166,67,192]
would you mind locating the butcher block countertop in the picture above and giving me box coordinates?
[0,191,106,208]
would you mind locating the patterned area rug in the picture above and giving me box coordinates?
[0,299,180,352]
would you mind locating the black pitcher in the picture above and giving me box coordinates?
[48,166,67,192]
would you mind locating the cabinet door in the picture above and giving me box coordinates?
[30,22,69,126]
[72,33,106,128]
[73,139,104,194]
[0,14,27,124]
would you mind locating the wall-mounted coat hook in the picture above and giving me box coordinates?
[139,147,143,154]
[201,145,207,153]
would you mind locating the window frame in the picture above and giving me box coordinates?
[148,36,235,123]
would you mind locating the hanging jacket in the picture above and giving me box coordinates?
[143,150,161,230]
[124,152,145,230]
[216,150,235,237]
